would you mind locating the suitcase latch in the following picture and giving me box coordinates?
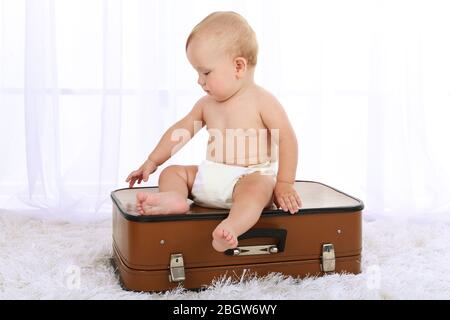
[227,245,279,256]
[168,253,185,282]
[321,243,336,272]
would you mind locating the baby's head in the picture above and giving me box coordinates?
[186,11,258,67]
[186,12,258,102]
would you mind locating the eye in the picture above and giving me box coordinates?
[203,71,210,76]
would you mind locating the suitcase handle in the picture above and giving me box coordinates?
[224,228,287,256]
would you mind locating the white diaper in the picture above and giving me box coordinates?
[191,160,277,209]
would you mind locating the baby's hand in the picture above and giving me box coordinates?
[126,159,158,188]
[274,181,302,214]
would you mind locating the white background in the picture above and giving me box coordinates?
[1,0,450,220]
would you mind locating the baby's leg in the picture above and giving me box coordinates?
[212,173,275,252]
[136,165,198,215]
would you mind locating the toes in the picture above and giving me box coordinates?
[221,229,228,238]
[211,228,238,252]
[213,228,237,246]
[216,228,236,244]
[136,192,147,203]
[212,228,221,240]
[223,231,236,245]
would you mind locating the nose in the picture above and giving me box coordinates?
[197,76,205,86]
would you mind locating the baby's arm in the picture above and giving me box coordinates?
[146,98,205,166]
[126,98,205,187]
[260,94,302,214]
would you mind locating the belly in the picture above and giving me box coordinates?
[205,128,276,166]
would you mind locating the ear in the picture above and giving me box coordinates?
[234,57,247,78]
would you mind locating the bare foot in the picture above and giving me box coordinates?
[212,228,238,252]
[135,191,189,215]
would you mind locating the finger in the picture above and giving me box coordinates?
[129,178,136,188]
[143,170,151,182]
[295,193,302,208]
[137,178,142,185]
[126,173,133,182]
[289,195,299,213]
[285,196,295,214]
[130,170,141,178]
[127,171,139,181]
[280,195,291,213]
[277,197,288,212]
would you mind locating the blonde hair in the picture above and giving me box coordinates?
[186,11,258,67]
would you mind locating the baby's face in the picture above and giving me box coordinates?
[187,37,240,102]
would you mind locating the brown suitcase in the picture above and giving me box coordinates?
[111,180,363,292]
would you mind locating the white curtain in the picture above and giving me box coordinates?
[1,0,450,221]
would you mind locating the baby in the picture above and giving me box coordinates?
[126,11,302,252]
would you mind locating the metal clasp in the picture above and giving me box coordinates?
[168,253,185,282]
[321,243,336,272]
[228,245,279,256]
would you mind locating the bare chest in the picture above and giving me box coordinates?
[203,102,265,132]
[202,100,274,166]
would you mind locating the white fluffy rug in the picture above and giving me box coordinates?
[1,210,450,300]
